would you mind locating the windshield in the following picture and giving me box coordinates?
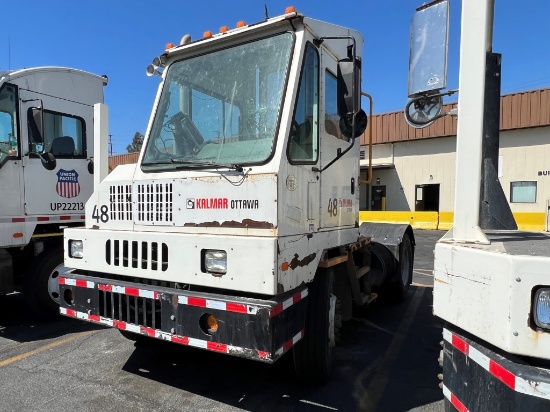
[142,32,293,170]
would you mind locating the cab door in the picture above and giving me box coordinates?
[318,47,359,229]
[20,89,93,216]
[283,42,321,235]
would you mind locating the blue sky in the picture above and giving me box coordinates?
[2,1,549,154]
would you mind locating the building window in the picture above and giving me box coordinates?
[510,181,537,203]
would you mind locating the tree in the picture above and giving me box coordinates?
[126,132,144,153]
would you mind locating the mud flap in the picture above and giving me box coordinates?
[0,249,14,295]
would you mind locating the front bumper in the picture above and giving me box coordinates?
[59,272,307,362]
[443,328,550,411]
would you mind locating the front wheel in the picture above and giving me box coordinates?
[24,246,64,317]
[293,269,335,382]
[393,234,414,302]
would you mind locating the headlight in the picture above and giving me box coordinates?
[69,240,84,259]
[533,288,550,330]
[204,250,227,274]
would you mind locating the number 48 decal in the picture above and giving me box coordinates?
[92,205,109,223]
[327,198,338,217]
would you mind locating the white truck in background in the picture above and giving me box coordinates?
[58,7,414,381]
[406,1,550,410]
[0,67,107,316]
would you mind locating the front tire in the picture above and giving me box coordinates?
[293,269,335,382]
[24,246,63,317]
[393,234,414,301]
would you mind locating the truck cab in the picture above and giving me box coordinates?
[0,67,107,314]
[60,9,413,381]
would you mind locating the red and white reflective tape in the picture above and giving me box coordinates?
[59,307,272,360]
[444,328,550,400]
[269,289,308,317]
[275,330,304,357]
[0,215,85,224]
[58,277,95,289]
[59,277,301,317]
[177,295,261,315]
[442,384,469,412]
[98,283,159,300]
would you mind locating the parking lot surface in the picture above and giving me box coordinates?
[0,230,446,412]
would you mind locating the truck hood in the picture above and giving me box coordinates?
[85,164,278,235]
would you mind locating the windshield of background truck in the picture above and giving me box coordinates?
[142,32,293,170]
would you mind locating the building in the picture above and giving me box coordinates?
[359,88,550,231]
[108,152,139,172]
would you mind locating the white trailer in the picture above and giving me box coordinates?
[59,7,414,381]
[406,1,550,409]
[0,67,107,316]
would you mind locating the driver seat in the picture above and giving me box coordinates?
[50,136,75,156]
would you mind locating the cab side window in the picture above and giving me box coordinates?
[0,84,19,159]
[288,43,319,163]
[324,70,343,140]
[28,110,86,158]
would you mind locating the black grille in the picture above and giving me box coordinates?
[99,290,161,329]
[105,239,168,271]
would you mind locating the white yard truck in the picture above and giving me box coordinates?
[59,7,414,381]
[0,67,107,316]
[406,1,550,410]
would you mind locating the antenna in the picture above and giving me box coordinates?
[8,36,10,71]
[264,2,269,20]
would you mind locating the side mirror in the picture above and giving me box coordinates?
[39,152,56,171]
[337,53,365,139]
[408,0,450,97]
[28,106,45,148]
[337,55,361,118]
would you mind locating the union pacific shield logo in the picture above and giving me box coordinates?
[56,169,80,198]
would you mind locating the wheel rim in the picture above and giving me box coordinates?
[401,242,412,285]
[328,294,336,348]
[47,264,63,304]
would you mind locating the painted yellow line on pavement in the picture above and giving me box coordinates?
[0,330,96,368]
[356,287,426,411]
[411,282,433,288]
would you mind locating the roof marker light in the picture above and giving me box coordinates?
[166,43,175,50]
[285,6,296,14]
[219,26,229,33]
[203,31,213,39]
[236,21,246,28]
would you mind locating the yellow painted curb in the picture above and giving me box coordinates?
[359,211,438,230]
[513,212,545,231]
[438,211,454,230]
[359,211,546,231]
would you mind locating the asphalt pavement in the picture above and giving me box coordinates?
[0,230,447,412]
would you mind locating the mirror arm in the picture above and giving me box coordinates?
[312,115,356,173]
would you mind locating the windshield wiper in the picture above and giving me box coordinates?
[171,159,244,172]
